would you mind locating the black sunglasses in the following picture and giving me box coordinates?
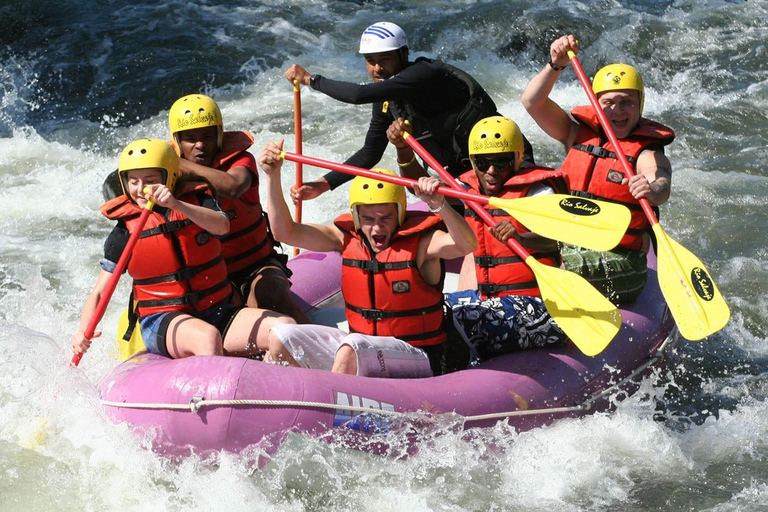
[471,155,517,172]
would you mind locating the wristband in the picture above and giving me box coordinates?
[547,59,566,72]
[398,155,417,168]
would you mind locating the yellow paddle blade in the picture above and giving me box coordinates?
[652,225,730,340]
[526,257,622,356]
[116,307,145,361]
[488,194,631,252]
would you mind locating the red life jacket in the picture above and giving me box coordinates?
[334,211,447,347]
[100,186,232,317]
[459,167,568,299]
[561,106,675,250]
[212,131,277,276]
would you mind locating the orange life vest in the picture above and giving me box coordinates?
[212,131,278,277]
[101,186,232,317]
[561,106,675,250]
[334,211,447,347]
[459,167,567,299]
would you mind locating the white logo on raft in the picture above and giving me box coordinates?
[333,391,394,433]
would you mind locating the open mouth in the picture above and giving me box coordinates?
[612,119,629,129]
[372,234,387,246]
[483,177,501,192]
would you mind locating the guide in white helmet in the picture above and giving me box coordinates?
[283,21,536,204]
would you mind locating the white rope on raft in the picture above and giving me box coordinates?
[100,333,676,423]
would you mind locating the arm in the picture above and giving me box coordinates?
[521,35,581,148]
[387,118,429,181]
[456,252,478,291]
[149,184,230,236]
[626,149,672,206]
[259,140,345,253]
[178,158,253,200]
[70,268,113,354]
[285,62,434,105]
[324,105,392,187]
[488,219,559,253]
[414,177,477,261]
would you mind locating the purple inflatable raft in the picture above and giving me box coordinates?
[97,246,678,459]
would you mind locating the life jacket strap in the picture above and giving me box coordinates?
[342,258,417,273]
[346,301,443,320]
[133,256,224,285]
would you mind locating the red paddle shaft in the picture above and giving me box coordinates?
[70,199,154,367]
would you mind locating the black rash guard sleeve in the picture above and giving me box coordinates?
[310,63,437,105]
[103,222,130,271]
[313,63,438,190]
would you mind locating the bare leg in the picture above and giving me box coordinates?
[331,345,357,375]
[247,266,312,324]
[223,308,295,357]
[164,314,223,358]
[266,330,300,366]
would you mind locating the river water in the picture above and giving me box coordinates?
[1,1,767,510]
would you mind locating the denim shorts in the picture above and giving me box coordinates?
[139,302,241,358]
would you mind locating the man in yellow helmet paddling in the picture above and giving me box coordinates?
[522,35,675,304]
[257,140,477,377]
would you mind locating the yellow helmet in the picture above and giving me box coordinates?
[592,63,645,116]
[117,139,179,196]
[468,116,524,170]
[349,169,407,229]
[168,94,224,151]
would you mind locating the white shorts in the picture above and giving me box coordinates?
[269,324,432,378]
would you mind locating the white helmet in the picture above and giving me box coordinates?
[359,22,408,54]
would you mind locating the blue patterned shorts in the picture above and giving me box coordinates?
[444,290,568,361]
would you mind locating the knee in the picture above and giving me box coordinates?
[270,314,296,330]
[194,328,223,356]
[332,344,358,375]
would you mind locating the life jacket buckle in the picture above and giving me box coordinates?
[360,308,385,320]
[476,256,497,268]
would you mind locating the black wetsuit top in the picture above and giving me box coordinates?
[311,58,535,190]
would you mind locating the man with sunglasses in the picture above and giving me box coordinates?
[420,116,570,365]
[283,21,535,204]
